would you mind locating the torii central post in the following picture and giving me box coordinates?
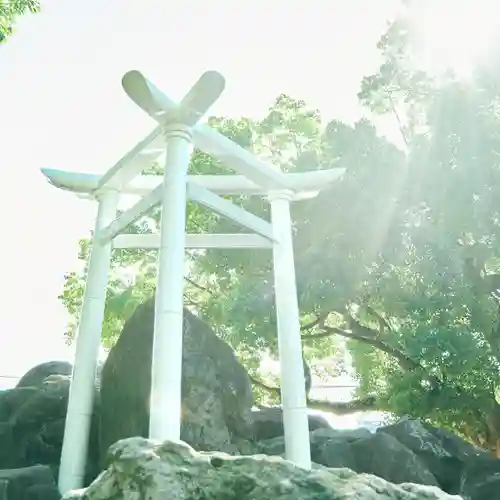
[42,70,345,495]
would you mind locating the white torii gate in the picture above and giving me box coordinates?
[41,70,345,495]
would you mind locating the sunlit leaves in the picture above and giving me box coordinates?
[0,0,39,42]
[60,34,500,449]
[345,12,500,448]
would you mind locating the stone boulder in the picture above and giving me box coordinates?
[258,426,439,487]
[460,454,500,500]
[63,437,459,500]
[99,299,254,465]
[0,465,60,500]
[257,426,371,458]
[251,406,331,440]
[351,432,439,487]
[379,417,488,494]
[16,361,73,389]
[0,362,100,486]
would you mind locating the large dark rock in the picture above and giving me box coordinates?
[63,437,457,500]
[258,426,439,487]
[350,432,439,486]
[0,465,60,500]
[251,406,331,441]
[99,299,254,465]
[258,426,372,458]
[24,483,62,500]
[378,417,485,494]
[4,347,500,499]
[0,387,38,423]
[460,454,500,500]
[17,362,73,389]
[314,436,359,470]
[0,363,100,487]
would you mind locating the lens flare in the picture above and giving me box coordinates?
[409,0,500,78]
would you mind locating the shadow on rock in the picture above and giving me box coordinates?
[99,299,255,467]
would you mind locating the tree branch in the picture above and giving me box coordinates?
[298,306,421,373]
[298,307,483,421]
[250,375,280,394]
[385,87,409,148]
[305,317,468,409]
[183,293,201,308]
[300,312,329,331]
[250,375,382,415]
[302,324,419,372]
[301,330,336,340]
[184,276,213,295]
[307,395,381,415]
[363,304,393,333]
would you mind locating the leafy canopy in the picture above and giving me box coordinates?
[61,9,500,450]
[0,0,39,42]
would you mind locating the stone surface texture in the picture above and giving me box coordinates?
[63,437,460,500]
[2,300,500,499]
[99,299,255,464]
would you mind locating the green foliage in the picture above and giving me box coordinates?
[59,95,344,383]
[61,9,500,450]
[346,10,500,448]
[0,0,39,42]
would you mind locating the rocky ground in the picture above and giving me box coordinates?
[64,437,460,500]
[1,299,498,498]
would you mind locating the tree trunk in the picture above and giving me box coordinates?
[495,439,500,458]
[484,402,500,455]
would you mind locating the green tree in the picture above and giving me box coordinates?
[348,9,500,452]
[61,11,500,454]
[0,0,40,42]
[60,97,354,402]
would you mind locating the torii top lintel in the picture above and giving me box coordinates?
[41,70,345,199]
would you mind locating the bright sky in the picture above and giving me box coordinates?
[0,0,405,382]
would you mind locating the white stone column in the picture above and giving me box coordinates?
[58,189,119,494]
[149,124,192,441]
[268,189,311,470]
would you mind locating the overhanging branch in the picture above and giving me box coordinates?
[300,311,330,331]
[301,316,472,411]
[250,375,382,415]
[250,375,280,394]
[308,395,380,415]
[185,276,213,295]
[302,324,419,371]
